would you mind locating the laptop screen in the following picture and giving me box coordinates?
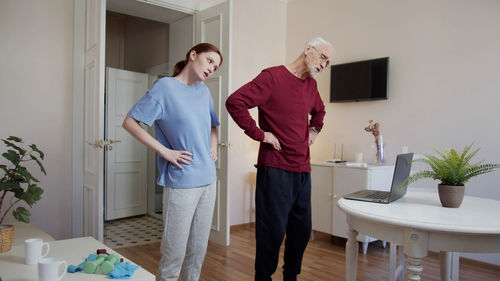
[388,153,413,202]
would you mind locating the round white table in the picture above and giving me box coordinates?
[338,190,500,281]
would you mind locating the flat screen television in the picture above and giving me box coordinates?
[330,57,389,102]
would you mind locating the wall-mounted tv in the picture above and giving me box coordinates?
[330,57,389,102]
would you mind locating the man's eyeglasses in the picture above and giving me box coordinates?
[311,46,330,68]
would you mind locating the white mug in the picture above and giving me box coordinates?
[38,257,67,281]
[24,238,50,265]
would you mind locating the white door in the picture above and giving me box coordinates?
[195,1,231,246]
[105,68,149,220]
[84,0,106,241]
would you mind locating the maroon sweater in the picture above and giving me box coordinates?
[226,66,326,173]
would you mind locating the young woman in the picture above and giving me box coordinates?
[122,43,222,281]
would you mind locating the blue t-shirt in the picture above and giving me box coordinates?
[128,77,220,188]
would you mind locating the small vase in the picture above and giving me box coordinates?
[438,184,465,208]
[376,135,385,164]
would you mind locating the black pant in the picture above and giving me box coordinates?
[254,166,312,281]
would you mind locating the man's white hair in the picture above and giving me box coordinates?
[306,37,334,53]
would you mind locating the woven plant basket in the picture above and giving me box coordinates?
[0,224,15,253]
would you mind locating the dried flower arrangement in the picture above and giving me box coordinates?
[364,120,384,163]
[364,120,380,140]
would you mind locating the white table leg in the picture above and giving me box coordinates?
[403,229,429,281]
[451,252,460,281]
[362,241,368,255]
[389,243,397,281]
[346,228,359,281]
[439,251,460,281]
[407,256,424,281]
[440,251,451,281]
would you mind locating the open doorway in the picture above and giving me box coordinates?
[103,0,192,248]
[75,0,230,246]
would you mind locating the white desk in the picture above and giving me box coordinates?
[338,191,500,281]
[0,237,155,281]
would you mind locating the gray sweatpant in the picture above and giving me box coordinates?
[158,182,216,281]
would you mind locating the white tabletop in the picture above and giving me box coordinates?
[0,237,155,281]
[338,190,500,234]
[10,222,56,246]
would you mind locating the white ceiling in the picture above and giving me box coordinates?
[107,0,191,23]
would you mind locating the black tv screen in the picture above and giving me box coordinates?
[330,57,389,102]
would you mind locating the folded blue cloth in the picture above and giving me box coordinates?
[67,254,98,273]
[109,262,140,279]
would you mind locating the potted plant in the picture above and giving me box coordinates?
[0,136,45,252]
[402,143,500,208]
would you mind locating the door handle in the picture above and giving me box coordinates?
[218,141,231,148]
[102,139,121,151]
[87,140,104,149]
[87,139,120,150]
[106,139,121,144]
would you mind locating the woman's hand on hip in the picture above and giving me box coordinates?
[161,149,193,169]
[211,148,218,162]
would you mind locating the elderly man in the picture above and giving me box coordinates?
[226,37,333,281]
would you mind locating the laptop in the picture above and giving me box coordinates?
[343,153,413,203]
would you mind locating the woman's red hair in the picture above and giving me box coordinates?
[172,43,223,77]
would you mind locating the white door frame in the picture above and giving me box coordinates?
[195,1,232,245]
[73,0,107,240]
[72,0,86,238]
[72,0,232,240]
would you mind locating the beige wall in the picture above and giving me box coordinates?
[287,0,500,265]
[229,0,287,225]
[0,0,74,239]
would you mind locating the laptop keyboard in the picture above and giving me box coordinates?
[365,191,389,199]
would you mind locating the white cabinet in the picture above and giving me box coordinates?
[311,163,394,253]
[311,165,334,234]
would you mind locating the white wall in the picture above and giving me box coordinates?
[229,0,287,225]
[0,0,74,239]
[287,0,500,265]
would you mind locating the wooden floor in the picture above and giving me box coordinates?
[115,223,500,280]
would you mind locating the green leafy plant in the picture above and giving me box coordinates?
[0,136,45,224]
[403,143,500,187]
